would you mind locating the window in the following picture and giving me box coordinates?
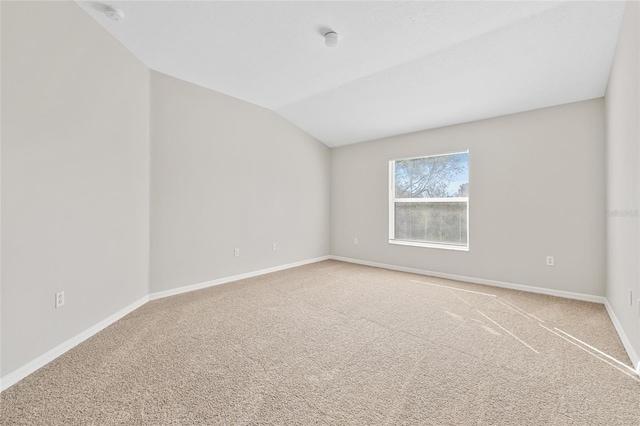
[389,151,469,250]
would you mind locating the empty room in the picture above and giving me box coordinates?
[1,0,639,424]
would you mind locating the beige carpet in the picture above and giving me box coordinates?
[1,260,639,425]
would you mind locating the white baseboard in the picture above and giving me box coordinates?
[149,256,331,301]
[603,299,640,375]
[1,255,331,393]
[330,255,605,304]
[3,254,636,392]
[331,255,640,375]
[0,295,149,392]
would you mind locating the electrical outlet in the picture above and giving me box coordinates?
[546,256,554,266]
[272,243,277,251]
[234,248,240,257]
[630,289,633,306]
[354,237,358,245]
[55,291,65,308]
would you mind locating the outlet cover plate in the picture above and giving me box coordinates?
[55,291,65,308]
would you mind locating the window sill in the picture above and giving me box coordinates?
[388,239,469,251]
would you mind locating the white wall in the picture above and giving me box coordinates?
[332,99,606,297]
[1,1,150,376]
[605,1,640,368]
[150,72,330,293]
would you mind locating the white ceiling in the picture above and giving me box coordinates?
[76,1,626,147]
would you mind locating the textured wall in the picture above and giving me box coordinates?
[1,1,150,375]
[605,1,640,367]
[332,99,605,297]
[150,72,330,293]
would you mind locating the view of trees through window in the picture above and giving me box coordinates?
[391,152,469,248]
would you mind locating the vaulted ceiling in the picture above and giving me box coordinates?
[76,1,626,147]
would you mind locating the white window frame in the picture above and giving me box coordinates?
[389,150,469,251]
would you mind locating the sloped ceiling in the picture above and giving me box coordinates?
[76,1,626,147]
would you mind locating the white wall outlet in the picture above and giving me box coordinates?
[629,289,633,306]
[272,243,277,251]
[354,237,358,245]
[234,248,240,257]
[55,291,65,308]
[546,256,554,266]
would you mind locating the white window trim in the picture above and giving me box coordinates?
[388,151,469,251]
[394,197,468,203]
[388,239,469,251]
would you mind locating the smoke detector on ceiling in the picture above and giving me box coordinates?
[324,31,338,47]
[104,5,124,22]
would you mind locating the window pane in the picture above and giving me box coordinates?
[395,153,468,198]
[394,202,467,246]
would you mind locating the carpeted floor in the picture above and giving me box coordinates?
[1,260,639,425]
